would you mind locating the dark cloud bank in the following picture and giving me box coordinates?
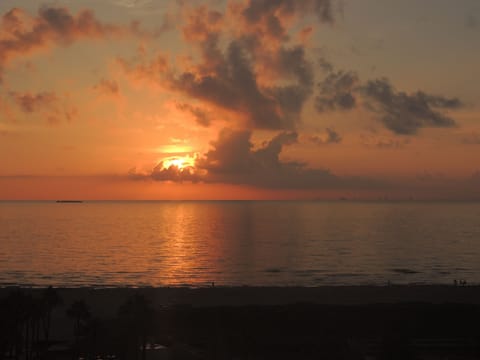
[118,0,464,137]
[121,0,466,191]
[131,127,382,191]
[121,0,335,130]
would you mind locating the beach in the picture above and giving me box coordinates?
[3,285,480,315]
[2,285,480,359]
[2,284,478,307]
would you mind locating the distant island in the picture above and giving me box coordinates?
[56,200,83,203]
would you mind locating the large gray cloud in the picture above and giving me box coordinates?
[197,129,302,176]
[133,127,379,190]
[172,41,289,129]
[265,45,315,124]
[170,40,315,130]
[313,62,463,135]
[120,0,334,130]
[362,78,462,135]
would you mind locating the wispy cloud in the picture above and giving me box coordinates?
[0,6,156,82]
[9,91,77,124]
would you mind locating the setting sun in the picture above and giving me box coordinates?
[162,157,195,170]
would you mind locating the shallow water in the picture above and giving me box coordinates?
[1,201,479,287]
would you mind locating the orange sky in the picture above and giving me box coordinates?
[0,0,479,200]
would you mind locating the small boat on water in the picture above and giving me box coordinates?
[56,200,83,203]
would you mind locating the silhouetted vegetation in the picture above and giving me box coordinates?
[1,288,480,359]
[66,299,90,358]
[0,287,64,360]
[42,286,62,344]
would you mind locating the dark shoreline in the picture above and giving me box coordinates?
[2,285,480,307]
[2,285,480,359]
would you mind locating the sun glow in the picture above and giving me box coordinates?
[162,156,195,170]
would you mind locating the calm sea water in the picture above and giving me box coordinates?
[1,201,480,287]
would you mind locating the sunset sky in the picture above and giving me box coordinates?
[0,0,479,200]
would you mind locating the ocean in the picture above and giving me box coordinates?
[1,201,479,287]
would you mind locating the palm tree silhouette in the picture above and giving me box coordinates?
[117,293,155,360]
[66,300,91,353]
[41,286,62,343]
[27,298,44,360]
[0,290,31,360]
